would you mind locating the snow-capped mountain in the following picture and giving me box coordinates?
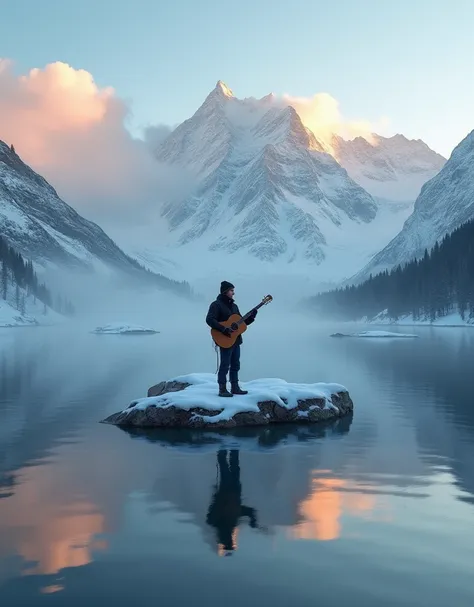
[153,82,381,270]
[94,81,440,297]
[332,134,445,202]
[138,81,445,290]
[0,140,188,295]
[353,129,474,282]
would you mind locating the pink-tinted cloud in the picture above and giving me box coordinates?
[0,59,190,226]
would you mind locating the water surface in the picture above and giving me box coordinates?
[1,322,474,606]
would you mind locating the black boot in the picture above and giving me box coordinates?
[219,383,233,397]
[231,383,248,395]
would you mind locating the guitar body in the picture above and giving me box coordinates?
[209,295,272,349]
[211,314,247,349]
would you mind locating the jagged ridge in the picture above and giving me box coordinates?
[155,83,377,264]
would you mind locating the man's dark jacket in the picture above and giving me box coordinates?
[206,294,255,345]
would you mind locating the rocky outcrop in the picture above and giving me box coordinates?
[101,376,354,429]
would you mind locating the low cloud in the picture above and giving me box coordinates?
[143,124,174,151]
[0,59,190,227]
[280,92,390,147]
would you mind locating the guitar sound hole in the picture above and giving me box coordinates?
[231,322,239,331]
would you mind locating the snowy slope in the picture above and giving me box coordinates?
[332,134,445,202]
[354,130,474,282]
[0,141,131,270]
[0,279,63,327]
[0,298,63,327]
[0,140,190,296]
[0,300,38,327]
[149,82,383,271]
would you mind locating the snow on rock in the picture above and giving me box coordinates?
[331,330,419,338]
[0,300,39,327]
[91,323,159,335]
[101,373,353,428]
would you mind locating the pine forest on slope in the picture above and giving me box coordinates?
[308,219,474,323]
[1,233,73,320]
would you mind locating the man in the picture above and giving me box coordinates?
[206,281,257,397]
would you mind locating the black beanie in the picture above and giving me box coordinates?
[220,280,235,294]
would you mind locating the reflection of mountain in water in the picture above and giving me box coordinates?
[343,331,474,504]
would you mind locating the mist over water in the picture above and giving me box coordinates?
[37,264,324,333]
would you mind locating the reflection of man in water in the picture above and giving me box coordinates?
[206,450,258,554]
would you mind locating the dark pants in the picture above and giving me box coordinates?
[218,344,240,385]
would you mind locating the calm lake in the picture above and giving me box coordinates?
[1,320,474,606]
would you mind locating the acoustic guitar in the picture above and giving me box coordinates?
[211,295,273,348]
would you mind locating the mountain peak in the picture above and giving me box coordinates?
[214,80,234,98]
[197,80,234,113]
[260,92,276,104]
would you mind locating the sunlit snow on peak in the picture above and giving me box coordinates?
[215,80,234,98]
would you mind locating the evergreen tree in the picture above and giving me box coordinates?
[309,219,474,323]
[0,233,69,315]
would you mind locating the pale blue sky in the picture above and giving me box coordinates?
[1,0,473,156]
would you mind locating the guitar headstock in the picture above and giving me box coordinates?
[261,294,273,305]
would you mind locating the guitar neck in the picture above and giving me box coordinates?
[239,301,266,323]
